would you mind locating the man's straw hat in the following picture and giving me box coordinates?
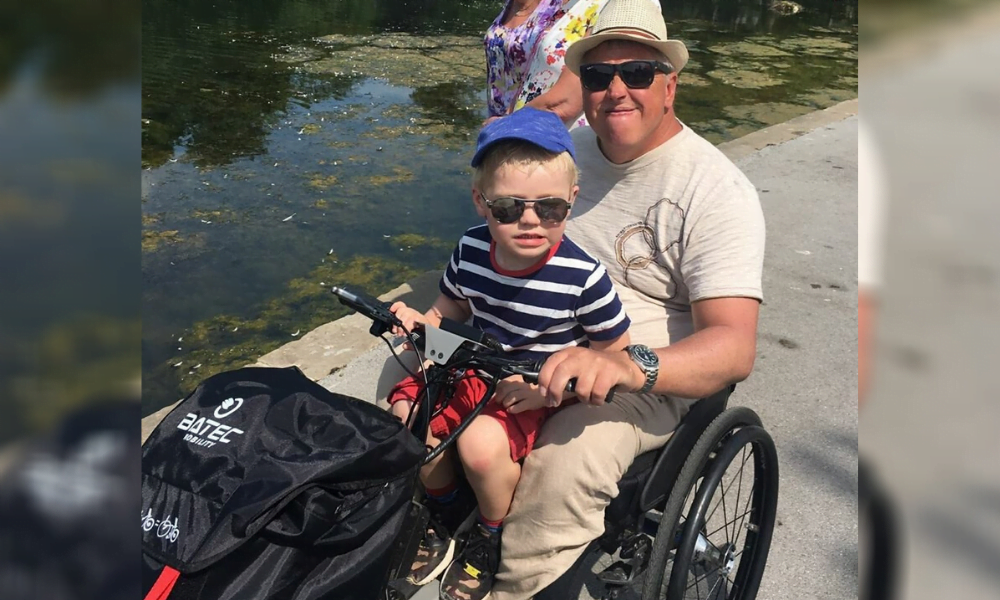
[565,0,689,74]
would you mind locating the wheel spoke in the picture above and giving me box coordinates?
[705,508,753,540]
[704,449,752,531]
[732,445,748,544]
[718,473,730,546]
[706,568,724,600]
[734,459,757,548]
[686,561,723,597]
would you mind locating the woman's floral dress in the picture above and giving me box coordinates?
[484,0,604,128]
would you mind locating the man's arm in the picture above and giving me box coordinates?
[538,297,759,404]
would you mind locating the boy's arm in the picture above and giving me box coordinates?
[390,293,471,335]
[423,293,471,327]
[589,329,631,353]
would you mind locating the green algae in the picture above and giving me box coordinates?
[392,233,453,252]
[369,167,415,187]
[706,66,787,89]
[142,229,181,252]
[151,253,424,401]
[303,34,483,89]
[708,41,794,58]
[191,208,238,223]
[308,174,340,190]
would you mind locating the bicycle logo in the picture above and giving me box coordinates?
[141,508,180,543]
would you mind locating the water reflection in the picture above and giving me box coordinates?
[141,0,857,414]
[0,1,140,443]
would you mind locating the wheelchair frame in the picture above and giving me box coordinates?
[540,385,780,600]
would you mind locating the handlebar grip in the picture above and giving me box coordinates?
[330,285,402,337]
[521,362,616,404]
[560,379,616,404]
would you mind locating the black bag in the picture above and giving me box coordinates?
[141,366,425,600]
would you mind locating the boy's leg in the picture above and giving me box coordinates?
[408,436,469,586]
[456,415,521,520]
[376,350,422,408]
[421,431,457,491]
[392,373,477,586]
[490,392,696,600]
[440,415,519,600]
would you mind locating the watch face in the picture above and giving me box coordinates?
[631,345,658,367]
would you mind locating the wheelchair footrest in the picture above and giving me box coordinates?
[598,560,635,585]
[598,533,651,587]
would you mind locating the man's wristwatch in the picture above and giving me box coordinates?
[624,344,659,394]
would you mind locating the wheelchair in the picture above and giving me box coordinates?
[539,384,779,600]
[331,285,779,600]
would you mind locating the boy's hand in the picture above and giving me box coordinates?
[389,301,426,337]
[495,376,551,414]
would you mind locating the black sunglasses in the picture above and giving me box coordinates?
[480,194,572,224]
[579,60,673,92]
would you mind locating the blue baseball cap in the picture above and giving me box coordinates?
[470,107,576,167]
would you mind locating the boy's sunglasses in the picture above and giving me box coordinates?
[481,194,572,224]
[579,60,673,92]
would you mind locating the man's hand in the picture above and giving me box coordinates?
[494,375,550,414]
[538,347,644,406]
[389,301,426,337]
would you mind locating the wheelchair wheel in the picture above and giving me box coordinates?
[642,407,778,600]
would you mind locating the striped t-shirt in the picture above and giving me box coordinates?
[440,225,630,361]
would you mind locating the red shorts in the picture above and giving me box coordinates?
[387,370,555,462]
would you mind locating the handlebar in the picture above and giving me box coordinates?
[329,284,610,400]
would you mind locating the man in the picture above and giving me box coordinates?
[490,0,766,597]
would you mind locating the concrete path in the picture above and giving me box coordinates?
[318,112,860,599]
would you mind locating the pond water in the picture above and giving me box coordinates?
[141,0,857,415]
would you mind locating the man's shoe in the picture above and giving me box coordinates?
[439,522,501,600]
[406,492,476,586]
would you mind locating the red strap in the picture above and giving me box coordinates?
[144,566,181,600]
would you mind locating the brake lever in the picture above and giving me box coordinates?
[330,285,402,336]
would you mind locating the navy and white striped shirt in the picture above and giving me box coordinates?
[440,225,630,361]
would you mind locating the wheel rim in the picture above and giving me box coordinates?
[665,426,778,600]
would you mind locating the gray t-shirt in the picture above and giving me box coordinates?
[566,123,765,349]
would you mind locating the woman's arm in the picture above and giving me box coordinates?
[523,67,584,125]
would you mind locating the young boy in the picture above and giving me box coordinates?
[385,107,630,600]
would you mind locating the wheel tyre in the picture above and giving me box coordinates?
[666,425,777,599]
[641,407,776,599]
